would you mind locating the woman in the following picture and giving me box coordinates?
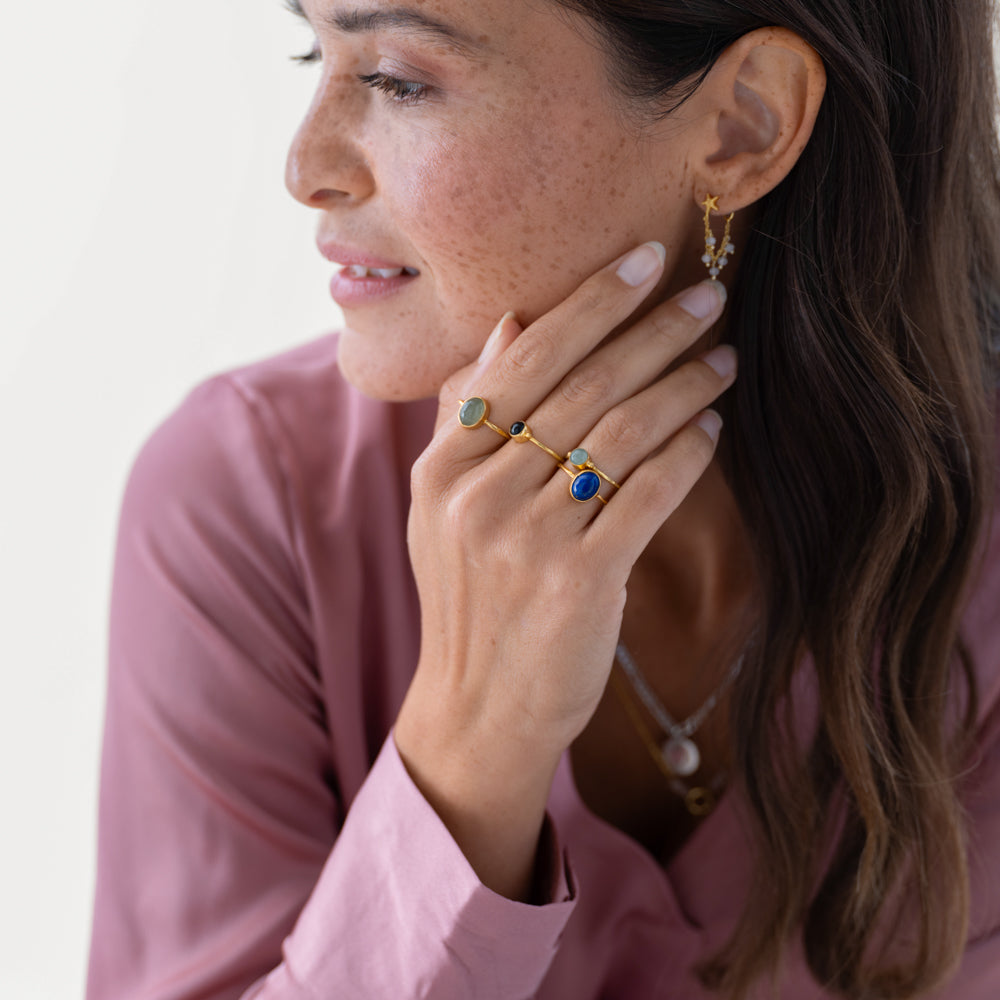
[86,0,1000,997]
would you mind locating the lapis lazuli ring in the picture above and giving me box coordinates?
[566,447,621,491]
[560,464,608,505]
[458,397,510,440]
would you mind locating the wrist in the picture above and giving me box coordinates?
[394,693,563,902]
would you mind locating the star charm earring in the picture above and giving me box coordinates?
[700,195,735,279]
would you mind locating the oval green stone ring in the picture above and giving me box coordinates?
[458,396,488,428]
[457,397,511,440]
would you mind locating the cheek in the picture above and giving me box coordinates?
[391,115,653,327]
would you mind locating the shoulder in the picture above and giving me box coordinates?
[123,332,438,551]
[219,331,438,464]
[111,332,438,721]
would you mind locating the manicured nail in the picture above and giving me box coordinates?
[676,280,727,319]
[700,344,737,379]
[616,241,666,287]
[477,310,517,366]
[694,409,723,443]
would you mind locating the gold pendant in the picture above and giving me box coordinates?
[685,786,716,817]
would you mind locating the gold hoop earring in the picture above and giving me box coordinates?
[700,195,735,280]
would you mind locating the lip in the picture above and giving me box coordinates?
[317,239,417,270]
[318,239,420,308]
[328,268,419,308]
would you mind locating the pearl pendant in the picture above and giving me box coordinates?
[661,735,700,776]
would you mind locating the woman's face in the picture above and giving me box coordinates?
[286,0,700,400]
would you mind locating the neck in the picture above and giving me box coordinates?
[625,455,757,648]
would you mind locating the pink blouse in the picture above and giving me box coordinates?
[86,333,1000,999]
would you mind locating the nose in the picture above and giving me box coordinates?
[285,73,375,207]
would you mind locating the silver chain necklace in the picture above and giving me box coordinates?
[614,641,747,778]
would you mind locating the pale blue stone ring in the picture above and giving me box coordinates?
[565,447,622,491]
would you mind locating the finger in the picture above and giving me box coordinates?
[538,346,733,529]
[584,410,724,574]
[520,280,728,462]
[564,344,737,487]
[468,241,667,432]
[434,311,523,438]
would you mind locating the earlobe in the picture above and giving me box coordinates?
[694,27,826,211]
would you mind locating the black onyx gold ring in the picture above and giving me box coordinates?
[508,421,565,464]
[458,397,510,439]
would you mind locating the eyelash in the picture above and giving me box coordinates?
[290,49,430,105]
[357,72,429,104]
[290,48,321,65]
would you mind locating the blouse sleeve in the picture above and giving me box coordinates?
[85,376,576,1000]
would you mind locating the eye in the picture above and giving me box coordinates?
[290,45,320,64]
[357,71,429,105]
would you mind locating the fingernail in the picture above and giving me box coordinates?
[616,241,666,287]
[477,310,516,366]
[676,280,727,319]
[700,344,737,379]
[694,409,723,443]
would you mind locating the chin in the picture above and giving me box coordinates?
[336,330,453,403]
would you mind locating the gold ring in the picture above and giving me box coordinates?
[565,448,621,490]
[508,421,564,464]
[559,465,608,505]
[458,397,510,439]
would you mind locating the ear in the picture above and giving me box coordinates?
[687,27,826,213]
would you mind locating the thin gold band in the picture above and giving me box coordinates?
[509,422,564,463]
[481,419,510,439]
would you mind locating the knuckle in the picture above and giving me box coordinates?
[679,422,718,465]
[502,327,559,383]
[633,474,674,519]
[685,359,728,401]
[438,373,463,409]
[646,306,690,347]
[410,447,446,497]
[442,475,491,532]
[573,271,623,320]
[620,462,679,521]
[442,486,470,528]
[575,284,612,318]
[601,406,647,453]
[558,363,616,408]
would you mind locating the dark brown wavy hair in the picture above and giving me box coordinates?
[550,0,1000,996]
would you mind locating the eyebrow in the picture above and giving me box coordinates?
[283,0,487,58]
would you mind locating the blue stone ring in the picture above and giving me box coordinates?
[565,448,622,491]
[560,464,608,505]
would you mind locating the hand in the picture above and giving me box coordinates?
[395,243,735,899]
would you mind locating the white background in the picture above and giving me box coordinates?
[3,2,999,998]
[1,2,338,995]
